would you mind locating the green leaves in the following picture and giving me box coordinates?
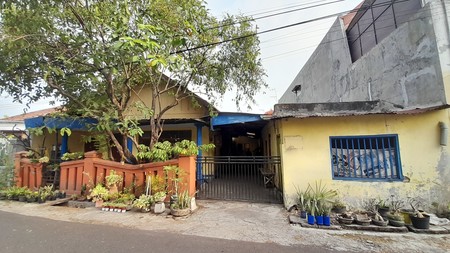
[1,0,265,163]
[60,127,72,137]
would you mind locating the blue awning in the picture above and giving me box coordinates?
[211,112,264,130]
[24,116,97,130]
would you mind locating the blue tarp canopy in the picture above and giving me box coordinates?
[211,112,264,130]
[24,116,97,130]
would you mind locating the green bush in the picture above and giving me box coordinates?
[0,141,15,189]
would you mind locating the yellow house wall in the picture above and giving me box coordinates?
[279,109,450,208]
[261,120,283,188]
[31,130,90,157]
[261,120,282,157]
[125,85,209,119]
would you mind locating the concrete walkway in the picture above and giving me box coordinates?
[0,200,448,253]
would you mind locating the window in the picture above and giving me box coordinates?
[330,135,402,181]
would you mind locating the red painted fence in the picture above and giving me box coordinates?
[15,151,196,197]
[14,152,43,190]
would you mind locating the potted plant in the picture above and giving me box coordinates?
[338,212,354,224]
[105,170,123,194]
[26,191,39,203]
[38,185,54,203]
[322,204,332,226]
[0,190,6,200]
[153,191,166,203]
[332,200,347,214]
[4,187,17,200]
[133,194,153,212]
[315,201,324,225]
[18,187,31,202]
[151,175,166,195]
[355,213,372,226]
[294,186,309,219]
[305,197,316,225]
[387,212,405,227]
[386,195,405,227]
[102,202,111,211]
[170,190,191,217]
[89,184,109,208]
[410,211,430,229]
[409,197,430,229]
[115,203,127,213]
[376,198,390,218]
[372,212,388,226]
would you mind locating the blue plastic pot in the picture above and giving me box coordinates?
[300,210,307,219]
[307,214,315,225]
[323,215,331,226]
[316,215,324,225]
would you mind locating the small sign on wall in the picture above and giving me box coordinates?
[284,135,303,151]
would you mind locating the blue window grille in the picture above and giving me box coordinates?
[330,135,403,181]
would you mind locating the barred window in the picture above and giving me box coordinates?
[330,135,403,181]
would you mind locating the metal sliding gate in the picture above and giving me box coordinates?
[196,156,283,203]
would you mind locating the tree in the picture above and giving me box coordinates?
[0,0,266,163]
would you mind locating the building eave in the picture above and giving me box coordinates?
[272,101,450,119]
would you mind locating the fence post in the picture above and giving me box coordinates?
[14,152,28,187]
[83,151,101,190]
[178,155,196,196]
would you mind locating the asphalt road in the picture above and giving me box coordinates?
[0,210,336,253]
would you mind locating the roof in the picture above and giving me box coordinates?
[272,101,450,119]
[2,107,59,121]
[341,1,364,29]
[346,0,373,31]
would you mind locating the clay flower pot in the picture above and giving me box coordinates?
[170,208,190,217]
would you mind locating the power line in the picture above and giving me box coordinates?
[241,0,335,16]
[261,7,444,61]
[209,0,344,30]
[260,4,435,51]
[173,0,413,54]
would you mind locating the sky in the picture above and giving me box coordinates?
[0,0,362,118]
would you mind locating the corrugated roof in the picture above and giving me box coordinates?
[1,107,59,121]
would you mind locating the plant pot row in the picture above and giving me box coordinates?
[101,207,127,213]
[306,214,331,226]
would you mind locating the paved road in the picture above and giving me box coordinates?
[0,211,335,253]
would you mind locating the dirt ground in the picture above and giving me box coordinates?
[0,200,449,252]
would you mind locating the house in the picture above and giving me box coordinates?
[23,89,215,161]
[0,108,58,157]
[266,0,450,207]
[14,84,284,203]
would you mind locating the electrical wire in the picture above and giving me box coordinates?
[261,4,443,61]
[208,0,345,30]
[172,0,415,54]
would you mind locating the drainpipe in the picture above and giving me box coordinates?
[439,122,448,146]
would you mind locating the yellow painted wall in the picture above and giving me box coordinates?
[278,109,450,208]
[261,120,283,188]
[125,85,209,119]
[31,130,91,158]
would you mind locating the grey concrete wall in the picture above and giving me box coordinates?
[279,2,447,110]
